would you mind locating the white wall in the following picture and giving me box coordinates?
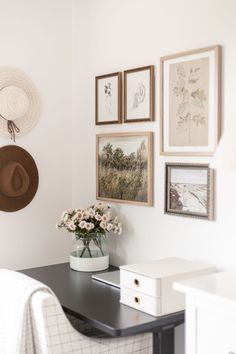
[0,0,72,270]
[72,1,236,352]
[1,0,236,351]
[72,0,236,270]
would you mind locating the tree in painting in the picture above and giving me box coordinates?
[98,139,148,202]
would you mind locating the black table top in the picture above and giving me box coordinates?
[20,263,184,336]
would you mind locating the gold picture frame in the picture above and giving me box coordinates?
[124,65,155,123]
[95,72,122,125]
[165,163,214,220]
[160,45,221,156]
[96,132,153,206]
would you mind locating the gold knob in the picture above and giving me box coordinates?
[134,278,140,286]
[134,296,140,304]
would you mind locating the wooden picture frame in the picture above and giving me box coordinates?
[95,72,122,125]
[160,45,221,156]
[165,163,213,220]
[124,65,155,123]
[96,132,153,206]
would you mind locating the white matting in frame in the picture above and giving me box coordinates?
[96,72,122,125]
[160,46,221,156]
[165,163,213,220]
[124,66,154,122]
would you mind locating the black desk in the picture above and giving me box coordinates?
[20,263,184,354]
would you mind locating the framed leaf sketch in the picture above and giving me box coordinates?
[160,46,221,156]
[124,66,155,123]
[95,72,122,125]
[96,132,153,206]
[165,163,213,219]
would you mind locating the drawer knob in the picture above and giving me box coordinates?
[134,278,140,286]
[134,296,140,304]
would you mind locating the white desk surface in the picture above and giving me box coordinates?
[174,271,236,306]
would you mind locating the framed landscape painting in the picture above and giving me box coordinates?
[95,72,122,125]
[165,163,213,219]
[124,66,155,123]
[96,132,153,206]
[160,45,221,156]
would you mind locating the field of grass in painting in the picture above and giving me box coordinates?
[98,141,148,202]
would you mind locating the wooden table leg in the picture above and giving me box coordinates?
[153,326,175,354]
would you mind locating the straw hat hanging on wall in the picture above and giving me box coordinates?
[0,67,40,142]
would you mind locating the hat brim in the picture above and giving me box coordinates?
[0,145,39,212]
[0,67,40,138]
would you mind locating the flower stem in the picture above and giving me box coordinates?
[87,246,92,258]
[93,237,105,256]
[80,246,87,258]
[80,239,93,258]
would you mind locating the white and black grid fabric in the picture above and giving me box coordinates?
[0,269,153,354]
[31,291,153,353]
[0,268,53,354]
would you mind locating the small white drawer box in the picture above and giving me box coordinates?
[120,257,215,316]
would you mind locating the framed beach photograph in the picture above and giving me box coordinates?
[95,72,122,125]
[160,45,221,156]
[124,66,155,123]
[96,132,153,206]
[165,163,213,219]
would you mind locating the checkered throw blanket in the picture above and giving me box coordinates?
[0,269,153,354]
[0,269,52,354]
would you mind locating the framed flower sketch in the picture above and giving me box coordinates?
[160,45,221,156]
[124,66,155,123]
[95,72,122,125]
[96,132,153,206]
[165,163,213,219]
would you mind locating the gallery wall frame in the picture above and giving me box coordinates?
[95,72,122,125]
[96,132,153,206]
[160,45,221,156]
[165,163,213,220]
[124,65,155,123]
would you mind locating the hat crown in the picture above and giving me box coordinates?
[0,161,30,197]
[0,86,29,121]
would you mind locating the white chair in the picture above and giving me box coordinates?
[30,290,153,354]
[0,268,152,354]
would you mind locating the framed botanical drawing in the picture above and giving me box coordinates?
[96,132,153,206]
[124,66,155,123]
[165,163,213,219]
[160,45,221,156]
[95,72,122,125]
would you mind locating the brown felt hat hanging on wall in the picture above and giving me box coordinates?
[0,145,39,212]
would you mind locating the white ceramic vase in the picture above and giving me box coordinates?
[70,253,109,272]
